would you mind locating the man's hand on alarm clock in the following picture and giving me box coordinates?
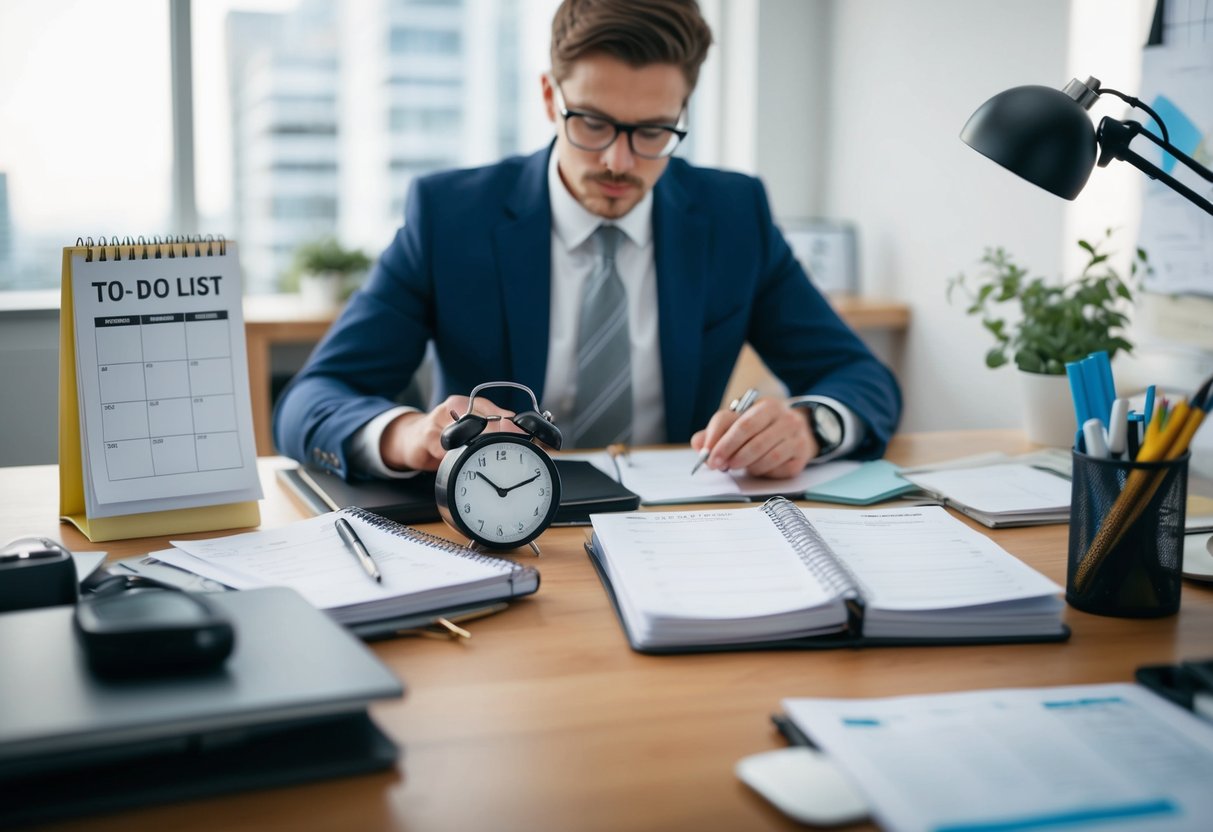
[381,395,524,473]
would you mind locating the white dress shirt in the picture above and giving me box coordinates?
[349,153,862,478]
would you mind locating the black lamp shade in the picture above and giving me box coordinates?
[961,85,1097,200]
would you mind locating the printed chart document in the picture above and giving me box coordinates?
[783,684,1213,832]
[587,500,1064,651]
[901,463,1071,527]
[70,246,261,518]
[154,507,539,628]
[573,447,865,504]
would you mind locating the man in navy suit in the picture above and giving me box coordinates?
[274,0,900,481]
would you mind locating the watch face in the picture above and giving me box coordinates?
[437,435,561,549]
[813,404,844,450]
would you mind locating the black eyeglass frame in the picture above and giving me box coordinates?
[551,80,688,160]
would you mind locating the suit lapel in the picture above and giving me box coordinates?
[653,168,709,441]
[494,148,553,404]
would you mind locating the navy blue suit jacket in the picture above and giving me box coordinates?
[273,146,901,478]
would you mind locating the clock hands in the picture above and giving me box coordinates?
[501,473,541,495]
[474,471,509,498]
[476,471,542,498]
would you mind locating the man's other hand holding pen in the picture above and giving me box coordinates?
[689,389,821,479]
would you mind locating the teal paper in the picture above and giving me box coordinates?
[803,460,915,506]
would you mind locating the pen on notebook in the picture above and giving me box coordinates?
[690,387,759,475]
[335,517,382,583]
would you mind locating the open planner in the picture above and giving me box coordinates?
[587,498,1067,652]
[139,507,539,637]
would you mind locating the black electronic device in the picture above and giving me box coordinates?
[0,536,78,613]
[73,590,235,677]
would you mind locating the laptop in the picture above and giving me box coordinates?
[0,587,403,825]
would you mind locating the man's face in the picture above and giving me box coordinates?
[542,54,689,219]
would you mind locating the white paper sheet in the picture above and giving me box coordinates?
[902,463,1070,515]
[572,448,859,504]
[784,684,1213,832]
[162,510,513,612]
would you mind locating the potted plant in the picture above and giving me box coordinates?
[948,230,1148,446]
[285,237,372,312]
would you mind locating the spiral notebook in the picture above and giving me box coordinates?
[148,507,540,636]
[58,236,261,541]
[586,499,1067,653]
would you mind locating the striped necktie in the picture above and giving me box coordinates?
[569,225,632,448]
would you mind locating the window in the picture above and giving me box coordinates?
[197,0,540,293]
[2,0,725,298]
[0,0,172,291]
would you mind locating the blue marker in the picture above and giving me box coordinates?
[1087,351,1116,423]
[1066,361,1090,428]
[1143,385,1156,427]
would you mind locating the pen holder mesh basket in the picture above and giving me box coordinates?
[1066,450,1188,618]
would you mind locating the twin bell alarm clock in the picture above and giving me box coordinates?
[435,382,563,551]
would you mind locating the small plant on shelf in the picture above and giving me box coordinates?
[282,238,373,304]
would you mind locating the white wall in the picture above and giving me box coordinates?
[742,0,1155,433]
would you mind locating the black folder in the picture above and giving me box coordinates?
[278,459,639,526]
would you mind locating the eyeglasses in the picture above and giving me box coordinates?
[552,80,688,160]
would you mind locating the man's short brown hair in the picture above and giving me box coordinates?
[550,0,713,92]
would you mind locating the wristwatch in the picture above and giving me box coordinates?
[804,401,844,456]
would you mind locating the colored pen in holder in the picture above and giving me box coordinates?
[1065,449,1188,618]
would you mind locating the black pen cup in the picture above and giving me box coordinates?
[1066,450,1188,618]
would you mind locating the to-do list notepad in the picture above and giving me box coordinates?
[60,238,261,537]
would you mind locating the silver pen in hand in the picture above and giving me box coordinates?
[335,517,382,583]
[690,387,760,475]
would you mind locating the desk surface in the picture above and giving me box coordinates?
[5,430,1210,832]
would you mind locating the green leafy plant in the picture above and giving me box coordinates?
[281,237,372,298]
[947,230,1147,376]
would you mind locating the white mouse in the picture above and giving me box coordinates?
[735,747,869,826]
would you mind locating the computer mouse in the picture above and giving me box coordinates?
[74,589,235,678]
[735,747,869,826]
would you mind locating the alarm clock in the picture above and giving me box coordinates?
[435,382,563,552]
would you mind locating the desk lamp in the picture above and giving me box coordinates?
[960,76,1213,215]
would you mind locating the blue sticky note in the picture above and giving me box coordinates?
[803,460,915,506]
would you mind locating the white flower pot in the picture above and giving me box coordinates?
[1018,369,1077,448]
[299,272,343,313]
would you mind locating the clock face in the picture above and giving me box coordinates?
[437,435,561,549]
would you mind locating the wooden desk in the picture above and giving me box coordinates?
[10,430,1204,832]
[242,295,911,456]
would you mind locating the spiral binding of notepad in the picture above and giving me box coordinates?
[74,234,228,262]
[762,497,863,601]
[346,507,534,591]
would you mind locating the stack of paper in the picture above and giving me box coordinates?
[901,463,1071,527]
[782,684,1213,832]
[135,508,539,631]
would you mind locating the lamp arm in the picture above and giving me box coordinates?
[1096,117,1213,215]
